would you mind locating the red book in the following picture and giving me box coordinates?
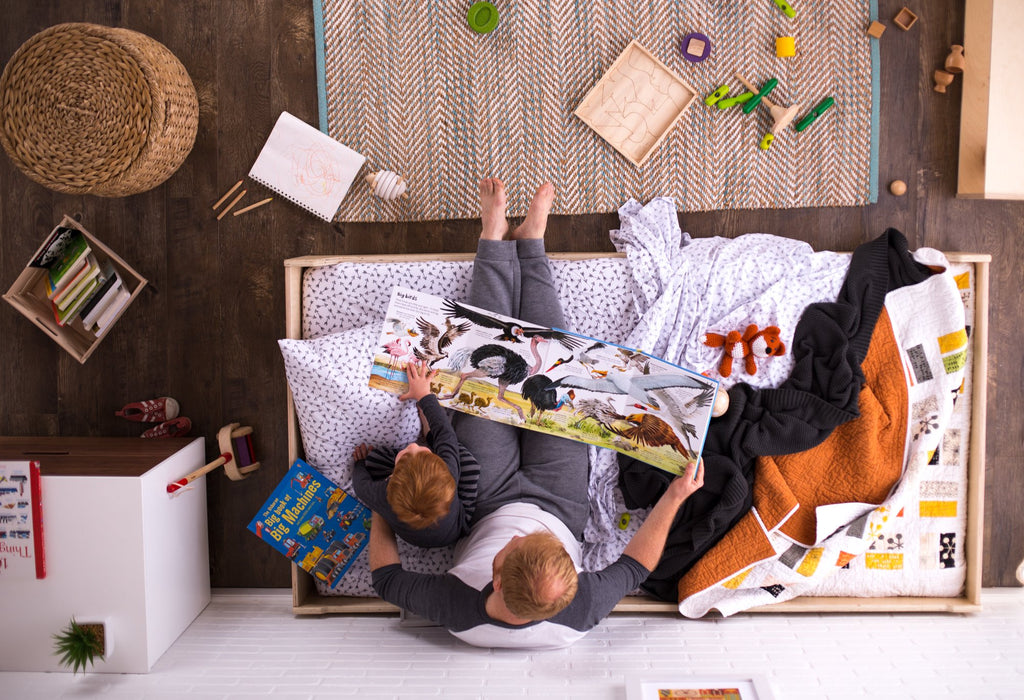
[0,460,45,579]
[29,462,45,579]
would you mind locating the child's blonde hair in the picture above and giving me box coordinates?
[499,531,578,620]
[386,451,455,529]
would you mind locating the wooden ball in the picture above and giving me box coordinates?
[889,179,907,196]
[712,389,730,417]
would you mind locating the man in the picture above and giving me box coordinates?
[369,179,705,649]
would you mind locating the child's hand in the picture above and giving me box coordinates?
[398,360,438,402]
[353,443,373,461]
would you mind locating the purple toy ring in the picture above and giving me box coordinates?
[681,32,712,62]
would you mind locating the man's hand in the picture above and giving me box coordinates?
[623,459,704,571]
[399,360,438,402]
[369,511,401,571]
[664,459,705,503]
[352,443,373,461]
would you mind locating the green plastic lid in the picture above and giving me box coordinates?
[468,2,499,33]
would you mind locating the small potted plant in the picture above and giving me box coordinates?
[52,618,108,673]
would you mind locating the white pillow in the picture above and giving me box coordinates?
[279,326,455,595]
[278,326,421,490]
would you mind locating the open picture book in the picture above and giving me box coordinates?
[369,287,719,476]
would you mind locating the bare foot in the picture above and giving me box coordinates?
[511,182,554,239]
[479,178,508,240]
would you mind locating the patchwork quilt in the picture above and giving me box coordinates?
[677,254,969,616]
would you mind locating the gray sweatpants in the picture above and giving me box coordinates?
[449,238,591,540]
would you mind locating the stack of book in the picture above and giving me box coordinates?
[32,226,131,335]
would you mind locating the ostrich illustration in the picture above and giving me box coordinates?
[440,336,548,420]
[452,391,476,410]
[442,299,582,350]
[413,317,471,366]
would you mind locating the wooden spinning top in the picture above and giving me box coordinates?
[366,170,408,200]
[735,73,802,133]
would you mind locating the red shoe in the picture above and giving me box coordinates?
[141,417,191,438]
[116,397,180,422]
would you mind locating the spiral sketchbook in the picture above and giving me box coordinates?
[248,111,366,221]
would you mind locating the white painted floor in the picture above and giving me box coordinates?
[2,588,1023,699]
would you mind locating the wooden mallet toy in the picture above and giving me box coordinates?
[736,73,803,133]
[167,423,261,494]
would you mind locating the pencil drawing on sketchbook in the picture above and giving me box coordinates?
[248,111,366,220]
[289,145,347,197]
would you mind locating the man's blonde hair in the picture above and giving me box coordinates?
[499,531,578,620]
[386,451,455,529]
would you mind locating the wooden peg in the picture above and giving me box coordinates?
[945,45,966,74]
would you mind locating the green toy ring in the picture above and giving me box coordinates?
[467,2,500,34]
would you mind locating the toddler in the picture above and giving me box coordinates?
[352,360,480,547]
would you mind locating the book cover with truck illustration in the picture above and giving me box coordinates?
[369,287,719,476]
[248,459,370,589]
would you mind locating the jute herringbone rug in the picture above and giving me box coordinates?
[314,0,877,222]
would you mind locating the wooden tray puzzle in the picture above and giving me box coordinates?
[574,40,697,167]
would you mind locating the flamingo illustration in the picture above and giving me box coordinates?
[382,337,412,370]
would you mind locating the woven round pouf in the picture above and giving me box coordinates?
[0,23,198,196]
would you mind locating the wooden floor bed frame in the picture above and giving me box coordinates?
[284,251,990,616]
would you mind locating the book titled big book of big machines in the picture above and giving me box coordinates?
[248,459,370,589]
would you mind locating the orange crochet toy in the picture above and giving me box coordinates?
[702,324,786,377]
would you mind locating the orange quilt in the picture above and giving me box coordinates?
[677,308,908,600]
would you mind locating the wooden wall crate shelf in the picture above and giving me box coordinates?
[2,215,147,363]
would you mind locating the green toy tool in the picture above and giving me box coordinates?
[717,92,754,109]
[742,77,779,114]
[772,0,796,19]
[795,96,835,132]
[467,2,500,33]
[704,85,730,106]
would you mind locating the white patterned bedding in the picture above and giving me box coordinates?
[279,198,973,605]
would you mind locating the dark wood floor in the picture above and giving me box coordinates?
[2,1,1021,588]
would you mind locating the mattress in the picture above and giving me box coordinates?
[280,202,987,615]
